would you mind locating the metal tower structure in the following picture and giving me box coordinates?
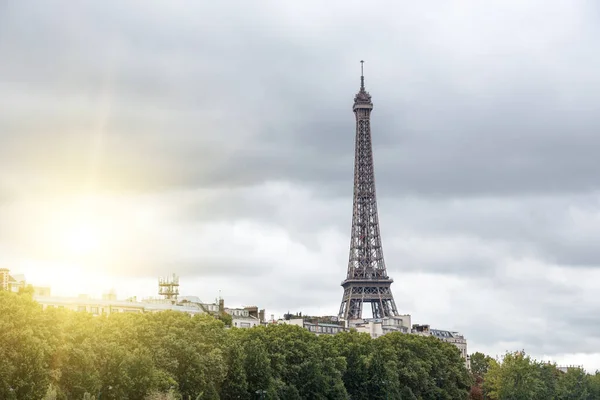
[338,61,399,321]
[158,273,180,302]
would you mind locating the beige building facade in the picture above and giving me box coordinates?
[412,324,469,368]
[350,315,412,338]
[1,268,50,295]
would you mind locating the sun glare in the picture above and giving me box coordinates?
[44,199,112,262]
[22,194,159,295]
[61,221,101,257]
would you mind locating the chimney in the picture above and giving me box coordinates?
[244,306,259,319]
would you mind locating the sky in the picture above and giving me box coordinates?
[2,0,600,370]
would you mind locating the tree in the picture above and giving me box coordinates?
[332,331,373,400]
[470,352,493,378]
[243,337,272,396]
[484,351,545,400]
[468,383,483,400]
[145,389,179,400]
[13,291,597,399]
[537,362,560,399]
[378,332,470,399]
[220,335,249,400]
[469,352,493,399]
[365,340,401,400]
[588,371,600,399]
[556,366,589,400]
[0,291,53,399]
[218,312,233,327]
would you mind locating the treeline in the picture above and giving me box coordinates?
[469,351,600,399]
[0,290,470,399]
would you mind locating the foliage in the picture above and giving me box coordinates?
[484,351,545,399]
[0,290,54,399]
[478,350,598,400]
[470,352,493,379]
[144,390,179,400]
[589,372,600,399]
[4,290,600,399]
[0,290,473,399]
[469,351,493,399]
[555,366,590,400]
[218,312,233,327]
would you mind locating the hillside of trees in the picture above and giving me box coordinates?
[2,289,599,399]
[1,290,469,399]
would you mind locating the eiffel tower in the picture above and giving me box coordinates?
[338,61,399,321]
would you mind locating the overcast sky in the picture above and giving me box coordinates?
[2,0,600,370]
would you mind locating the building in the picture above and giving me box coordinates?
[243,305,266,323]
[33,294,265,329]
[0,268,12,291]
[275,313,468,366]
[180,295,263,328]
[278,315,347,336]
[1,268,26,292]
[557,365,584,373]
[412,324,469,368]
[346,317,470,366]
[34,294,205,316]
[226,307,261,328]
[2,270,263,329]
[179,295,220,313]
[351,315,412,338]
[0,268,50,295]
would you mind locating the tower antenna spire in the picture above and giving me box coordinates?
[360,60,365,89]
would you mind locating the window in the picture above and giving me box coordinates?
[91,307,99,314]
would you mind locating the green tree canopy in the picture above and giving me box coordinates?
[0,291,474,399]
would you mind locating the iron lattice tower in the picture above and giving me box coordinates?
[159,273,180,302]
[338,61,399,321]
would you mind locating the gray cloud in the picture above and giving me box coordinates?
[4,0,600,198]
[2,0,600,370]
